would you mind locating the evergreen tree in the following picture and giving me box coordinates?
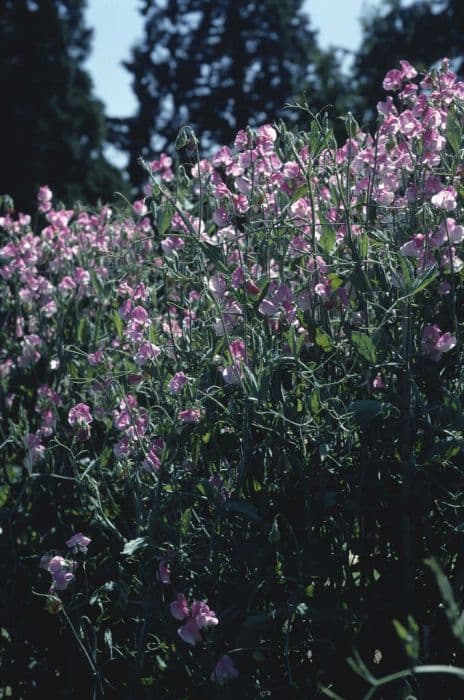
[0,0,126,212]
[117,0,349,187]
[353,0,464,126]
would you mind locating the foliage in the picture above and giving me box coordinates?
[0,0,127,212]
[3,59,464,699]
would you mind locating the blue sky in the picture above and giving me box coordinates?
[84,0,372,119]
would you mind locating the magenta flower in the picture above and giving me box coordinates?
[134,341,161,366]
[170,595,218,645]
[191,600,219,629]
[132,199,148,217]
[142,439,164,473]
[178,618,203,646]
[37,185,53,213]
[421,324,457,362]
[372,374,386,390]
[161,236,185,256]
[178,408,201,424]
[156,560,171,585]
[168,371,188,393]
[68,403,93,441]
[170,593,189,620]
[42,555,75,592]
[211,655,239,685]
[66,533,91,554]
[431,187,457,211]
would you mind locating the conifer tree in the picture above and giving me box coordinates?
[118,0,348,187]
[0,0,126,211]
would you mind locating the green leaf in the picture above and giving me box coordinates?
[348,400,388,427]
[351,331,377,364]
[0,483,9,507]
[290,184,308,203]
[410,264,438,297]
[398,255,413,291]
[226,499,262,522]
[199,241,229,273]
[268,516,281,543]
[295,602,309,617]
[180,508,192,537]
[310,389,320,415]
[426,558,464,644]
[446,110,463,154]
[77,317,87,345]
[285,326,305,357]
[122,537,147,556]
[113,309,123,338]
[319,225,336,254]
[393,616,419,660]
[315,327,332,352]
[304,583,315,598]
[357,233,369,259]
[157,205,172,235]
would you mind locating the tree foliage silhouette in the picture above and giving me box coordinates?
[115,0,348,188]
[0,0,126,211]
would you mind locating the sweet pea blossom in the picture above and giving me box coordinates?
[191,600,219,629]
[40,555,75,592]
[68,403,93,441]
[431,187,457,211]
[141,438,164,473]
[168,372,188,393]
[170,594,218,646]
[170,593,189,621]
[178,408,202,423]
[37,186,53,213]
[132,200,148,217]
[178,618,203,646]
[134,341,161,366]
[211,655,239,685]
[66,533,91,553]
[421,324,457,362]
[156,559,171,585]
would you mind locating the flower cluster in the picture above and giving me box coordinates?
[170,593,218,646]
[39,532,91,594]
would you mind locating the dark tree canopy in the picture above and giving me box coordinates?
[0,0,126,212]
[115,0,349,187]
[354,0,464,125]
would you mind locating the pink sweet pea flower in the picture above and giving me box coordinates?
[178,618,203,646]
[132,200,148,217]
[431,187,457,211]
[45,555,75,592]
[142,438,164,473]
[68,403,93,441]
[191,600,219,629]
[156,560,171,585]
[178,408,201,423]
[38,186,53,213]
[422,324,457,362]
[211,655,239,685]
[234,129,248,150]
[134,341,161,366]
[170,593,189,621]
[66,533,91,553]
[168,372,188,393]
[372,374,386,390]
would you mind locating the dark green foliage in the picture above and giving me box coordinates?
[0,0,127,211]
